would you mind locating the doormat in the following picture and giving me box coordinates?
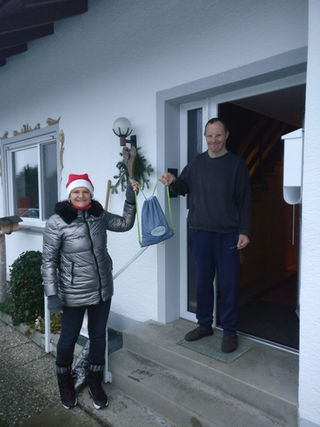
[177,334,250,364]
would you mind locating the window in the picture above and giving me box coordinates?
[1,126,59,226]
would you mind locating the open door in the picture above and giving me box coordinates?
[179,84,305,351]
[218,96,304,350]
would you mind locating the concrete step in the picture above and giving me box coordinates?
[109,347,284,427]
[120,319,298,426]
[78,382,175,427]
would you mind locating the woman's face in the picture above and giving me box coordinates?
[69,187,91,208]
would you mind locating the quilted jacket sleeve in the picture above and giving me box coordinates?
[104,201,136,232]
[41,215,62,296]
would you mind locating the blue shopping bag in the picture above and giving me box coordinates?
[135,183,175,247]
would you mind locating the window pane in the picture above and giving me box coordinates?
[187,108,203,162]
[13,147,39,218]
[41,141,57,219]
[187,108,203,313]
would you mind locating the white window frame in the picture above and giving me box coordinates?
[1,125,60,228]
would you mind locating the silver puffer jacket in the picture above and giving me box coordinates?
[41,200,136,307]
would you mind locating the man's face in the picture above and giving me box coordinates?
[205,121,229,157]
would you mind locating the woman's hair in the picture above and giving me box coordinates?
[204,117,229,135]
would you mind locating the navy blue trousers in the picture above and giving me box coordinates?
[189,229,240,335]
[56,299,111,367]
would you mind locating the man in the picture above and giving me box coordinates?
[160,118,251,353]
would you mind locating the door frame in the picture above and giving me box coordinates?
[179,100,209,321]
[156,47,307,326]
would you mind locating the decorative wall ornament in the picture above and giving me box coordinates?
[59,130,65,182]
[0,117,64,179]
[112,148,153,194]
[13,123,40,136]
[47,117,61,126]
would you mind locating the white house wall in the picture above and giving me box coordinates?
[0,0,307,326]
[299,1,320,426]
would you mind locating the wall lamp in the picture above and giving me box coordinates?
[112,117,137,148]
[112,117,137,178]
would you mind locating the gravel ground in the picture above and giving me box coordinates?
[0,317,174,427]
[0,319,100,427]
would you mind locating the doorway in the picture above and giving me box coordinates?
[180,84,305,350]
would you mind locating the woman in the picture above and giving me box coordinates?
[41,173,137,410]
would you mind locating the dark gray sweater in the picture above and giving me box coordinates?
[171,151,251,235]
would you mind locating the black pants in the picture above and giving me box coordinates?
[56,299,111,367]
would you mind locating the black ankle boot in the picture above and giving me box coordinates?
[56,365,77,409]
[87,364,108,409]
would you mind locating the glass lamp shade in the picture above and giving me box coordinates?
[112,117,133,137]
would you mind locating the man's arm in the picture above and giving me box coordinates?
[159,170,189,196]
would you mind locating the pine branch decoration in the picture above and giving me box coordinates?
[111,147,154,194]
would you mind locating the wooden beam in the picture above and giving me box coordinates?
[0,23,53,49]
[0,43,27,58]
[0,0,88,33]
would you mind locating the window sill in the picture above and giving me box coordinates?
[18,224,45,234]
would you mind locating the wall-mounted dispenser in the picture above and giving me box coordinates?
[281,128,303,315]
[282,128,303,249]
[282,128,303,205]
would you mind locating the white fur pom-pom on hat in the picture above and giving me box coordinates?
[66,173,94,196]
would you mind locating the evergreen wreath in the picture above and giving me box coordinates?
[111,147,154,193]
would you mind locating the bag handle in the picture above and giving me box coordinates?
[166,185,175,232]
[134,187,142,245]
[152,181,175,231]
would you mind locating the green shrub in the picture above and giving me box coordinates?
[0,300,14,315]
[9,251,44,325]
[111,147,154,193]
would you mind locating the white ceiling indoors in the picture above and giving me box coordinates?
[232,84,306,128]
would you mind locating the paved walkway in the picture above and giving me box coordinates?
[0,318,175,427]
[0,319,102,426]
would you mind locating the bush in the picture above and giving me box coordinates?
[9,251,44,325]
[0,300,14,315]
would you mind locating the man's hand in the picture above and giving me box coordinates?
[159,172,176,186]
[237,234,250,250]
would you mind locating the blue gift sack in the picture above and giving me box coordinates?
[140,195,174,247]
[135,183,175,248]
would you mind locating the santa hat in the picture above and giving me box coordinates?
[66,173,94,196]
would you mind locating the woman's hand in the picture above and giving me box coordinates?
[131,181,139,192]
[47,295,63,313]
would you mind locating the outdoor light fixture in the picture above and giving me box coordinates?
[112,117,137,178]
[112,117,137,147]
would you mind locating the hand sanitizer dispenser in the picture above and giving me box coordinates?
[282,129,303,205]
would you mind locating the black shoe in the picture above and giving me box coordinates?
[56,366,77,409]
[87,366,108,409]
[184,326,213,342]
[221,334,238,353]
